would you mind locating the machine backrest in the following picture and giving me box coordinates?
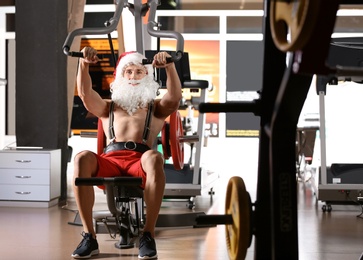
[145,50,191,87]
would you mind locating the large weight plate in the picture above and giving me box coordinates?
[270,0,320,52]
[225,176,252,260]
[169,111,184,170]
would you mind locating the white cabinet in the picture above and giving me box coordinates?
[0,149,61,207]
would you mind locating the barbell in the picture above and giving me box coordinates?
[270,0,320,52]
[160,110,199,170]
[196,176,253,260]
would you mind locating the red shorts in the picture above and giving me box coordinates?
[95,150,146,189]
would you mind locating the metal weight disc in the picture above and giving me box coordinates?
[270,0,320,52]
[169,111,184,170]
[225,176,252,260]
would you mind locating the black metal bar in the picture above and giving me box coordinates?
[107,32,117,69]
[198,101,259,115]
[66,51,104,60]
[254,0,287,259]
[142,57,174,64]
[195,214,234,226]
[269,53,313,260]
[75,177,142,187]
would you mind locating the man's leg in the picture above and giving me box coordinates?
[138,150,165,259]
[73,151,99,237]
[71,151,99,259]
[141,150,166,237]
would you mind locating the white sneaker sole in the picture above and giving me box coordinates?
[138,253,158,259]
[71,249,100,259]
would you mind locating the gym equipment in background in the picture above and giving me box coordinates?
[197,0,363,259]
[312,38,363,212]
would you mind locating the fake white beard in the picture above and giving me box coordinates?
[110,75,159,115]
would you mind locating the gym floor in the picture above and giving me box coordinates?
[1,138,363,260]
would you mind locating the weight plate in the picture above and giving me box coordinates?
[270,0,320,52]
[225,176,252,260]
[169,111,184,170]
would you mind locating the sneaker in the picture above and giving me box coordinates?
[71,232,99,259]
[138,232,158,259]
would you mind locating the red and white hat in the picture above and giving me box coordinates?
[113,51,153,78]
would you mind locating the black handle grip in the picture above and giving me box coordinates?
[69,51,84,58]
[142,57,174,65]
[68,51,104,59]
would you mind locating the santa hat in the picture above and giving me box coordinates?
[113,51,153,78]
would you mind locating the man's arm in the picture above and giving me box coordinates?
[154,52,183,117]
[77,47,108,118]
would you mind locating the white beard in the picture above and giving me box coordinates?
[110,75,160,115]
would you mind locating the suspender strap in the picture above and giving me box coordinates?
[108,101,153,144]
[108,101,116,143]
[142,101,154,144]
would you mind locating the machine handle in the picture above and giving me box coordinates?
[142,56,175,65]
[147,0,183,62]
[62,0,126,56]
[67,51,104,59]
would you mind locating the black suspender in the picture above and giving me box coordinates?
[108,101,154,145]
[142,101,154,144]
[108,101,116,143]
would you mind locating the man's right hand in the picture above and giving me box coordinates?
[81,47,99,64]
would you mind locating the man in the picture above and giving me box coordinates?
[71,47,182,259]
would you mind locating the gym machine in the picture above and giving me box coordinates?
[311,38,363,212]
[196,1,363,259]
[64,0,210,247]
[64,0,208,206]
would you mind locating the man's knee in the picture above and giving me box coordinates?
[143,150,164,164]
[142,151,164,173]
[74,151,97,177]
[74,150,95,164]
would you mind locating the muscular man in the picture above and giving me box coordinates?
[71,47,182,259]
